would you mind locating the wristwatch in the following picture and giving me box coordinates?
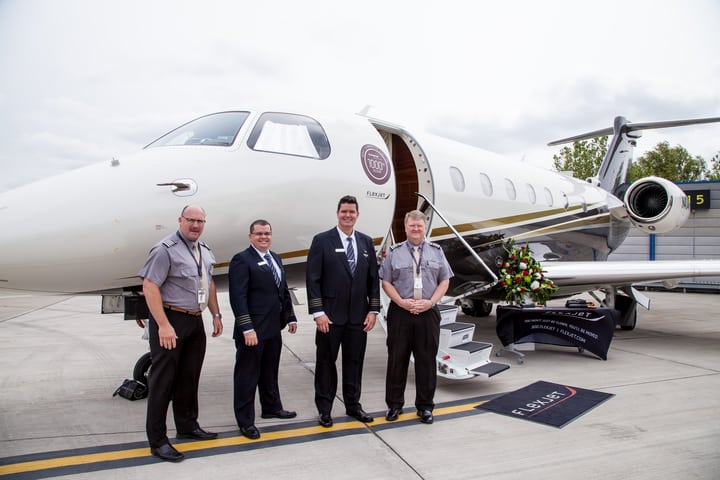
[213,313,222,319]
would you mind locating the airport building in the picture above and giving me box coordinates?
[609,180,720,290]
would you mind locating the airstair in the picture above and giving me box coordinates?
[377,297,509,380]
[436,304,509,379]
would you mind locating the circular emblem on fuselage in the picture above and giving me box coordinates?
[360,144,391,185]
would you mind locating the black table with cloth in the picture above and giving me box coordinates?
[496,305,619,360]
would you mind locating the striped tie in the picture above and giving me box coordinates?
[346,237,356,274]
[264,253,281,288]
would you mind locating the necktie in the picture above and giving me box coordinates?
[346,237,356,274]
[264,253,281,288]
[413,246,422,300]
[193,243,209,309]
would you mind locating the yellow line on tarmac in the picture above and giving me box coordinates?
[0,400,487,476]
[0,448,150,476]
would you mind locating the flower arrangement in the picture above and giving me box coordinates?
[497,240,557,305]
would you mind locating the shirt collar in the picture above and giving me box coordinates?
[251,245,270,258]
[336,226,355,242]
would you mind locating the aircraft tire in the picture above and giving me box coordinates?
[619,309,637,331]
[615,294,638,331]
[133,352,152,386]
[460,299,493,317]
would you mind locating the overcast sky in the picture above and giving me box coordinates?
[1,0,719,192]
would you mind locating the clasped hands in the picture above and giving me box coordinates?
[402,298,433,315]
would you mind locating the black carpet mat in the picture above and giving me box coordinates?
[476,380,614,428]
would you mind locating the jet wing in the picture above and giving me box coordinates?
[543,259,720,295]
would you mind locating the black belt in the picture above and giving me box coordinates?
[163,304,202,317]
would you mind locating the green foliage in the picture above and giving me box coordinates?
[629,142,707,182]
[496,240,557,305]
[552,136,608,180]
[706,151,720,180]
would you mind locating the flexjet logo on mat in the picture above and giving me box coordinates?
[510,386,576,417]
[360,144,391,185]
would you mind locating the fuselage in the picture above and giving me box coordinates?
[0,108,620,295]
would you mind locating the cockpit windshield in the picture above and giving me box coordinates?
[145,111,250,148]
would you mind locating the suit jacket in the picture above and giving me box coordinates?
[306,227,380,325]
[229,246,296,341]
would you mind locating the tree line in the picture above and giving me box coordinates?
[552,136,720,182]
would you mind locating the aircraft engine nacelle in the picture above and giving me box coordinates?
[623,176,690,234]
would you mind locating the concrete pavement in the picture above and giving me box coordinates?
[1,288,718,479]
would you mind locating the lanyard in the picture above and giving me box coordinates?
[407,242,424,276]
[178,232,202,277]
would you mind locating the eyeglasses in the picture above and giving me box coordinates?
[182,217,206,225]
[252,232,272,236]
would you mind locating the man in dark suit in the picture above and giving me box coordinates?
[229,219,298,440]
[306,195,381,427]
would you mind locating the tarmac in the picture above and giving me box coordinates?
[0,288,719,479]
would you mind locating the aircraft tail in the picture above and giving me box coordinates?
[549,116,720,197]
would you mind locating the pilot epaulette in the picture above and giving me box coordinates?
[427,241,442,249]
[162,239,178,248]
[199,241,211,251]
[389,243,403,251]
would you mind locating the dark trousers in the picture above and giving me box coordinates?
[314,322,367,415]
[233,332,283,428]
[385,302,440,411]
[146,309,207,448]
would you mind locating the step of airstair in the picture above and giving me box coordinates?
[378,293,508,379]
[436,306,509,379]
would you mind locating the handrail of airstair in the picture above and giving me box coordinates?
[416,193,499,299]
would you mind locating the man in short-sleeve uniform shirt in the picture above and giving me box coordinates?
[379,210,453,425]
[138,205,223,462]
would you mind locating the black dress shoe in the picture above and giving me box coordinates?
[385,408,402,421]
[151,443,184,462]
[261,409,297,419]
[318,413,333,428]
[176,427,218,440]
[240,425,261,440]
[417,409,433,424]
[347,408,374,423]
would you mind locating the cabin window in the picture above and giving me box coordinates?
[543,187,554,206]
[478,173,493,196]
[504,178,517,200]
[146,111,250,147]
[526,183,537,204]
[449,166,465,192]
[247,112,331,159]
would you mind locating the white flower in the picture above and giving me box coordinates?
[530,280,540,291]
[518,261,527,270]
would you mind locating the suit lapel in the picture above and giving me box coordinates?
[249,246,279,289]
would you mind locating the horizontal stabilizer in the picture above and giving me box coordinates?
[548,116,720,146]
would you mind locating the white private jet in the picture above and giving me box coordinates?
[1,108,719,379]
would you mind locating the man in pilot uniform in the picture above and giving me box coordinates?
[379,209,453,425]
[228,219,298,440]
[139,205,224,462]
[306,195,381,427]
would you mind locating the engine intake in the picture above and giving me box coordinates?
[623,176,690,234]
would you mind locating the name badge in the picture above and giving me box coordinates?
[258,261,267,266]
[414,277,423,289]
[335,248,345,253]
[198,288,207,304]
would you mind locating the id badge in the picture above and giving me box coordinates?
[197,288,207,304]
[414,277,423,290]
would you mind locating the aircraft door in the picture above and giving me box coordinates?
[373,127,434,247]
